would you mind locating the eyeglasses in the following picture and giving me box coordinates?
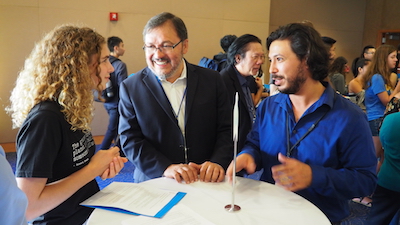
[142,40,183,54]
[250,54,266,62]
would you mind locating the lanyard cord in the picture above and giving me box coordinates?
[172,87,188,163]
[173,87,187,119]
[285,107,330,157]
[155,76,189,163]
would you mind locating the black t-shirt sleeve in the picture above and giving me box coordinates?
[16,108,62,178]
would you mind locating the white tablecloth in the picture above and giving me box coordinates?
[87,177,331,225]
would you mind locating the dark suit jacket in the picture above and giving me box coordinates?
[220,65,254,151]
[119,61,233,182]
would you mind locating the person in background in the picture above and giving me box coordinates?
[349,57,373,207]
[366,112,400,225]
[220,34,265,151]
[362,45,376,60]
[388,44,400,88]
[100,36,128,150]
[0,146,28,225]
[119,12,232,184]
[397,44,400,77]
[348,58,371,111]
[363,44,400,173]
[7,25,128,224]
[226,23,377,224]
[351,45,375,79]
[328,56,350,95]
[247,67,270,105]
[213,34,237,72]
[321,36,337,63]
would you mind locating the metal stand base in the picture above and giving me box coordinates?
[224,204,241,212]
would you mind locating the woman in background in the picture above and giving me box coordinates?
[363,44,400,173]
[348,58,371,110]
[329,56,350,95]
[7,25,127,225]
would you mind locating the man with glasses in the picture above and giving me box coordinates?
[220,34,265,151]
[362,45,376,60]
[119,12,232,184]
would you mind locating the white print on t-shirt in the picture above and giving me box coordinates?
[72,133,95,166]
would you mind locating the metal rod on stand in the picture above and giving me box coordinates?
[225,92,241,212]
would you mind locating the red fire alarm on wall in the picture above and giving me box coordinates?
[110,12,118,21]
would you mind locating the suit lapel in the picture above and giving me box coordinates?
[185,62,197,124]
[229,67,253,119]
[142,68,177,123]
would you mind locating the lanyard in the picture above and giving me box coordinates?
[175,87,188,164]
[155,75,189,163]
[285,107,330,157]
[173,87,187,119]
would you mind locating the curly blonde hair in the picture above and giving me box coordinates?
[7,24,105,132]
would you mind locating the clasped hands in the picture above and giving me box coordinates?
[226,153,312,192]
[163,161,225,184]
[90,146,128,180]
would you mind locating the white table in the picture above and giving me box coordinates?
[87,177,331,225]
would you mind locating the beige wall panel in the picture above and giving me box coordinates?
[223,0,270,22]
[269,0,366,83]
[382,0,400,29]
[271,0,366,31]
[91,102,108,137]
[0,6,40,143]
[182,17,224,63]
[0,0,38,6]
[172,0,226,19]
[104,0,173,16]
[38,0,109,11]
[362,0,382,47]
[38,8,109,34]
[105,14,150,74]
[0,1,271,143]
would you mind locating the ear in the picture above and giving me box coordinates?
[182,39,189,54]
[235,54,241,64]
[358,67,363,73]
[301,58,309,70]
[113,45,118,52]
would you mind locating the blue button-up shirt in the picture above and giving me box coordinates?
[240,83,377,223]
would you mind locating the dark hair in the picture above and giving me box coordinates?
[107,36,123,52]
[143,12,187,41]
[362,45,375,58]
[227,34,261,66]
[351,57,371,77]
[267,23,329,81]
[329,56,348,77]
[321,36,336,47]
[220,35,237,53]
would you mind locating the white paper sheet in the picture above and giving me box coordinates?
[121,204,216,225]
[81,182,180,217]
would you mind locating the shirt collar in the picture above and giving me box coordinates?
[176,58,187,82]
[234,66,247,86]
[275,81,335,113]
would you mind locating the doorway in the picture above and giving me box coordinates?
[377,30,400,48]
